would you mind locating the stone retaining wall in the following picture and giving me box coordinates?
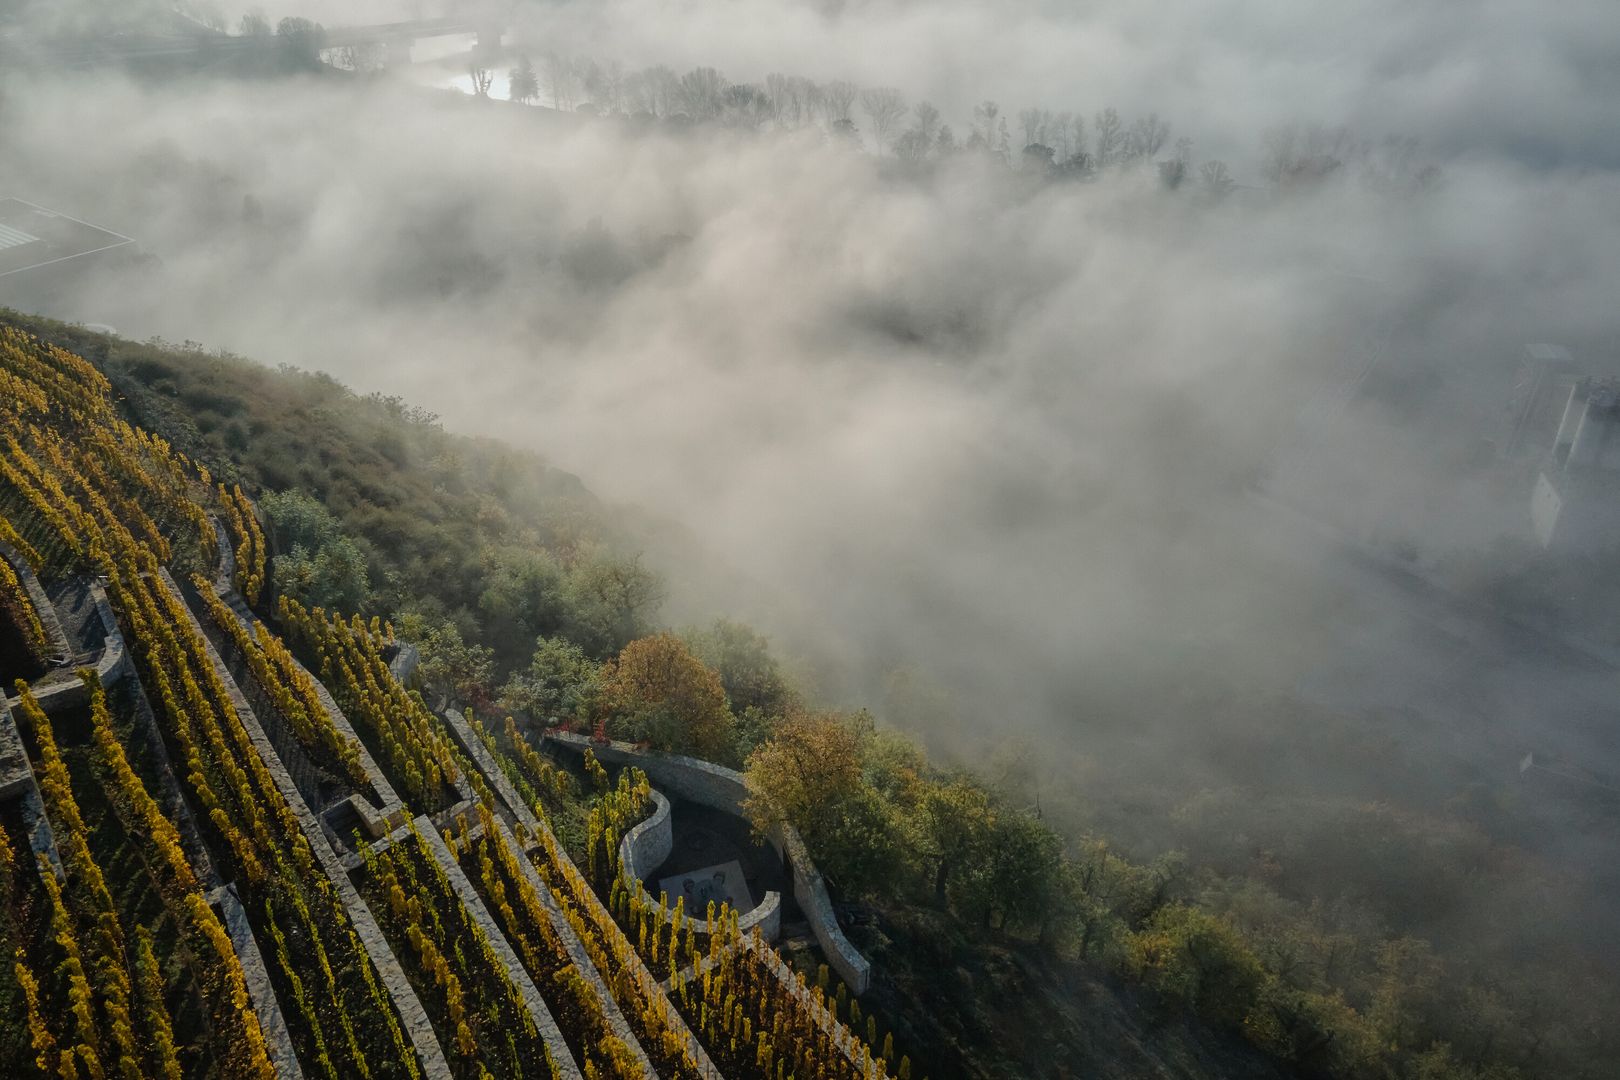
[0,694,63,881]
[437,709,660,1075]
[619,788,674,882]
[438,712,722,1077]
[0,538,71,661]
[210,883,304,1080]
[163,570,452,1080]
[417,820,585,1080]
[549,733,870,994]
[202,537,407,833]
[0,690,34,800]
[620,789,783,942]
[388,642,419,685]
[5,581,129,715]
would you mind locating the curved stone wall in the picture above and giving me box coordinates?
[620,789,783,942]
[619,788,673,883]
[550,732,870,994]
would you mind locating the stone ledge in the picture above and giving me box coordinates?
[209,883,303,1080]
[417,820,586,1080]
[438,709,659,1076]
[0,689,35,801]
[162,569,452,1080]
[203,543,404,820]
[5,580,129,715]
[620,790,782,943]
[0,539,71,661]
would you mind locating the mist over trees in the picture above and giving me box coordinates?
[4,1,1620,1077]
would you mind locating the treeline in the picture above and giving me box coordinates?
[504,52,1441,196]
[505,51,1230,188]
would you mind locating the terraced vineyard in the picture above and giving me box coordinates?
[0,327,906,1078]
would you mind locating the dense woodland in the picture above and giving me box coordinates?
[1,311,1610,1079]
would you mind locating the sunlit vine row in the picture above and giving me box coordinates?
[459,717,712,1078]
[0,341,419,1080]
[193,574,369,785]
[79,669,276,1077]
[450,801,647,1079]
[221,483,266,604]
[0,554,50,658]
[360,822,558,1079]
[279,597,462,809]
[13,680,268,1080]
[0,512,45,571]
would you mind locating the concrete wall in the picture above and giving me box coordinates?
[550,732,871,994]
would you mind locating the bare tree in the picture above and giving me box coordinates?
[860,87,907,152]
[822,80,858,124]
[912,100,941,138]
[1093,107,1124,166]
[723,83,771,129]
[971,100,1000,149]
[764,73,794,126]
[600,60,625,115]
[798,78,824,125]
[1019,107,1043,149]
[1199,159,1235,197]
[677,67,726,121]
[1066,113,1087,163]
[544,52,577,110]
[1127,113,1171,161]
[578,58,606,110]
[468,64,494,98]
[508,56,539,104]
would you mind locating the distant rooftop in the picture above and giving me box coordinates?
[0,198,135,279]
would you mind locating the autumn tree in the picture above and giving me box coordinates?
[955,809,1064,932]
[601,632,733,759]
[563,546,664,656]
[744,710,900,893]
[396,611,494,709]
[1128,905,1266,1026]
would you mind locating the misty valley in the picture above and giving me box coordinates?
[1,2,1619,1079]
